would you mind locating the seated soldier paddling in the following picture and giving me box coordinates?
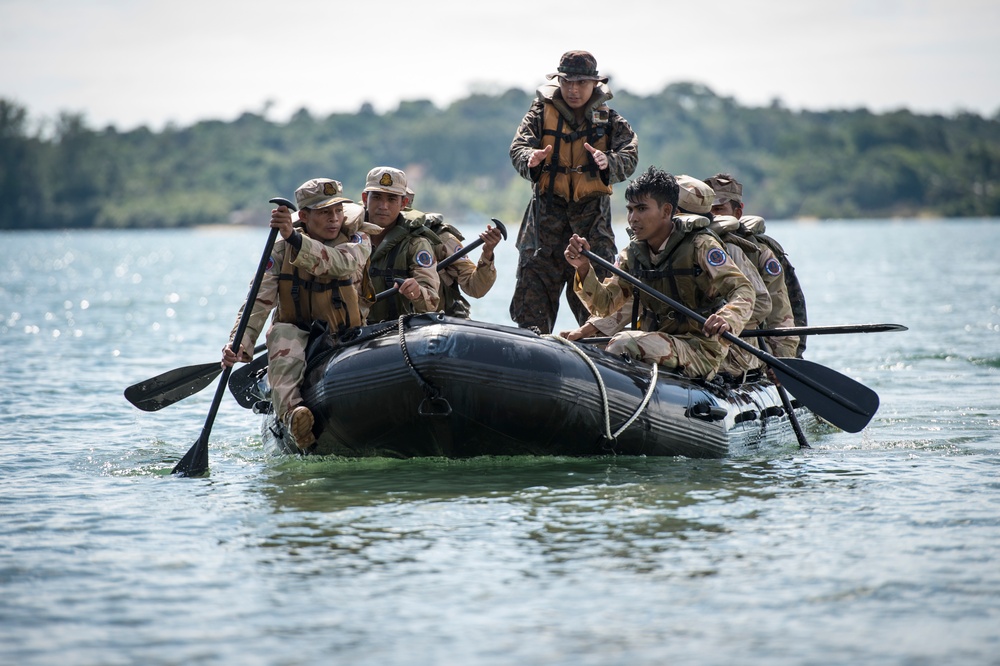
[561,174,772,376]
[402,187,502,318]
[705,173,805,358]
[564,166,755,381]
[677,175,772,381]
[222,178,376,451]
[360,167,442,324]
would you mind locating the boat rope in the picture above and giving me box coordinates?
[544,335,658,442]
[397,315,452,416]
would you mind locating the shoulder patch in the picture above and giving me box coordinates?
[351,233,363,244]
[266,257,274,271]
[415,249,434,268]
[706,247,728,267]
[765,258,783,276]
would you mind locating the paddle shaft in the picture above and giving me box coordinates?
[579,248,875,423]
[742,323,907,337]
[173,198,292,476]
[437,217,508,270]
[577,322,907,346]
[760,337,810,449]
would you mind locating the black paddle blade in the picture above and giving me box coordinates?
[124,362,222,412]
[171,365,233,477]
[771,357,880,433]
[228,352,270,409]
[171,430,210,477]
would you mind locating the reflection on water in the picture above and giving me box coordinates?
[2,222,999,665]
[250,455,867,581]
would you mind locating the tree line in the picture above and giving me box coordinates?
[2,82,999,230]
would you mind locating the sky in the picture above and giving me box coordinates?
[2,0,999,132]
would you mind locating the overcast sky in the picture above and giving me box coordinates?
[2,0,999,132]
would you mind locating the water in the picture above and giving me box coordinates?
[2,220,998,665]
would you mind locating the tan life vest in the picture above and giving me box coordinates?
[275,232,362,334]
[539,95,613,203]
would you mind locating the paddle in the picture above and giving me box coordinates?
[741,323,907,337]
[228,350,271,410]
[171,196,295,477]
[576,322,908,345]
[124,343,266,412]
[579,248,880,433]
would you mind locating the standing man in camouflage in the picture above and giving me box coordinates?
[509,50,638,333]
[221,178,375,451]
[361,167,442,324]
[705,173,808,357]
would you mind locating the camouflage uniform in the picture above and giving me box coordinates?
[575,220,755,380]
[710,216,795,376]
[404,209,497,319]
[739,215,808,357]
[509,52,638,333]
[362,213,442,325]
[705,175,809,358]
[581,235,771,367]
[231,205,373,422]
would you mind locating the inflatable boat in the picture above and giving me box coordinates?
[229,313,815,459]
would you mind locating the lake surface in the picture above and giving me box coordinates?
[2,219,998,665]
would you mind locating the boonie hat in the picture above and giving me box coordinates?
[676,175,715,215]
[546,50,608,83]
[363,166,408,197]
[294,178,352,210]
[704,175,743,205]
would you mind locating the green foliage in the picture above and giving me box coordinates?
[2,84,999,230]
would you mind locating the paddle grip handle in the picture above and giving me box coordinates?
[435,218,508,271]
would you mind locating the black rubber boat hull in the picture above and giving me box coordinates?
[252,314,813,458]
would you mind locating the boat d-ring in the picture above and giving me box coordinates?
[418,396,452,417]
[397,315,452,417]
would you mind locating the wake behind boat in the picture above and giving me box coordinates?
[231,313,816,459]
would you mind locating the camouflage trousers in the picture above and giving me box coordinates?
[717,332,803,379]
[509,193,618,334]
[509,239,617,334]
[607,330,728,380]
[717,334,766,377]
[264,322,309,421]
[509,247,588,334]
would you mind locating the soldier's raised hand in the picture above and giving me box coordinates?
[527,145,553,168]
